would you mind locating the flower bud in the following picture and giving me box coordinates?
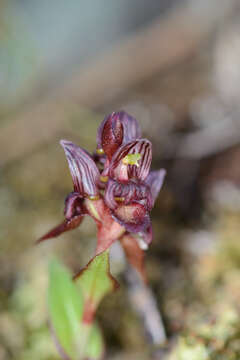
[97,112,123,159]
[97,111,142,160]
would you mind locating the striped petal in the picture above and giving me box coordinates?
[109,139,152,182]
[146,169,166,204]
[119,111,141,143]
[60,140,100,198]
[105,179,153,211]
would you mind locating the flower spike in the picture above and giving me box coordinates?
[60,140,100,198]
[38,112,166,290]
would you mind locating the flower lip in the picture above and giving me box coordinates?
[111,202,151,233]
[60,140,100,198]
[105,179,153,211]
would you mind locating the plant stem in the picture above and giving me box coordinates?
[125,267,167,346]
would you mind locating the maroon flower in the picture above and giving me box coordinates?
[38,111,166,281]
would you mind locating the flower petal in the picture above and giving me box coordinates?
[120,234,146,283]
[36,216,83,243]
[104,179,119,210]
[111,202,151,233]
[97,111,141,159]
[60,140,100,198]
[109,139,152,182]
[64,192,85,220]
[105,179,153,211]
[146,169,166,204]
[97,112,123,159]
[119,111,141,143]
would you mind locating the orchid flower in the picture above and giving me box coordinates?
[38,111,166,281]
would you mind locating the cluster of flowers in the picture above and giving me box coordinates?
[38,111,166,280]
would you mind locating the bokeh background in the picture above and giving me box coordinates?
[1,0,240,359]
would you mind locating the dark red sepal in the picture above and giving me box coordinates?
[36,215,83,243]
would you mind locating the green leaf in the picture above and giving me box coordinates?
[48,258,83,359]
[86,324,104,360]
[75,250,118,311]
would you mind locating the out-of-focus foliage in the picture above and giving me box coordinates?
[48,255,113,360]
[167,204,240,360]
[48,259,84,359]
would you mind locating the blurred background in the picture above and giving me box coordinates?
[1,0,240,359]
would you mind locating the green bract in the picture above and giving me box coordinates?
[75,250,118,310]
